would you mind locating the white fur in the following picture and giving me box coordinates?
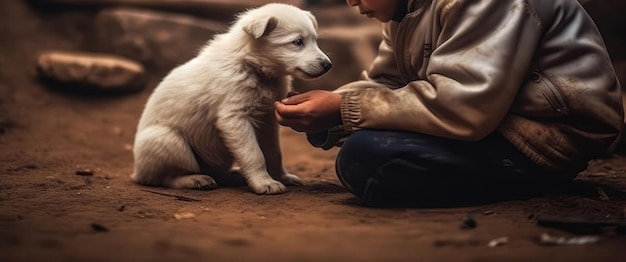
[131,3,331,194]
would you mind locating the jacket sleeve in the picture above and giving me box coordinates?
[340,0,544,140]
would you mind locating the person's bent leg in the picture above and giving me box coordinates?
[335,130,542,205]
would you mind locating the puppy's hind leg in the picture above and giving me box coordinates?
[132,125,217,190]
[167,174,218,190]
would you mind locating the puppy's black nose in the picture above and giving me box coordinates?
[321,60,332,72]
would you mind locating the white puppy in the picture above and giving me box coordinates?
[131,3,331,194]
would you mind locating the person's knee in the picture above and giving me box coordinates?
[335,131,384,200]
[335,130,455,203]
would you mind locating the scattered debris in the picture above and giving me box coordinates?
[487,237,508,247]
[536,214,626,234]
[91,223,109,232]
[539,233,600,246]
[75,169,94,176]
[173,212,196,220]
[140,189,201,202]
[596,186,610,201]
[461,214,477,229]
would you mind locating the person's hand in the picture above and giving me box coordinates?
[274,90,342,133]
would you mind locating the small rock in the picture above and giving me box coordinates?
[91,223,109,232]
[173,212,196,220]
[483,210,495,215]
[461,214,477,229]
[488,237,509,247]
[75,169,94,176]
[36,50,146,91]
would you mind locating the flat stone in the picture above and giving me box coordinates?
[36,50,146,91]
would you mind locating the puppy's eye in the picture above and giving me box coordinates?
[293,38,304,46]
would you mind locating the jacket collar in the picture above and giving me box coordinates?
[392,0,409,22]
[408,0,431,12]
[393,0,430,22]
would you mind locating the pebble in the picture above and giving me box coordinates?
[75,169,94,176]
[461,214,477,229]
[173,212,196,220]
[488,237,509,247]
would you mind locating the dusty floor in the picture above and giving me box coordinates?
[2,1,626,262]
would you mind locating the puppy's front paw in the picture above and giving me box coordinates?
[249,178,287,195]
[278,173,302,186]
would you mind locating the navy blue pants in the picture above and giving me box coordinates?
[335,130,558,206]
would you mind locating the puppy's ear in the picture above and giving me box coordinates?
[243,16,278,39]
[305,11,318,30]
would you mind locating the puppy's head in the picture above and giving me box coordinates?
[236,4,332,80]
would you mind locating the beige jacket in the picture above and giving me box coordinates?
[319,0,623,176]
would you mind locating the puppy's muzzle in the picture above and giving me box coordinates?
[321,60,332,73]
[297,56,333,79]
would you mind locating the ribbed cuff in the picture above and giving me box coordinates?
[340,91,361,132]
[306,125,351,150]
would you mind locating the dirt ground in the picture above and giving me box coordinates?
[1,1,626,262]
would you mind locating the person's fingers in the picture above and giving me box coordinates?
[280,93,309,105]
[275,107,285,124]
[274,101,290,117]
[274,101,306,117]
